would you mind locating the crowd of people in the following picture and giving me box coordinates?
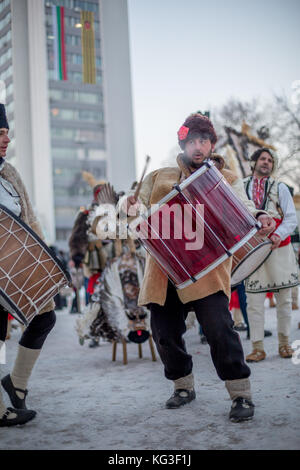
[0,104,299,427]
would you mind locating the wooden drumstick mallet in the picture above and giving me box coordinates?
[133,155,151,201]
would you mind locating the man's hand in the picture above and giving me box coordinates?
[125,195,140,215]
[127,195,137,207]
[256,214,276,236]
[270,234,282,250]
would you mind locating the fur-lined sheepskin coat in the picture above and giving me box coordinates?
[137,154,265,306]
[0,161,55,314]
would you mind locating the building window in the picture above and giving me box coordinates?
[50,107,103,123]
[0,0,11,13]
[0,29,11,49]
[0,11,11,30]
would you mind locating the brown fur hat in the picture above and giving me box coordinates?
[178,113,217,149]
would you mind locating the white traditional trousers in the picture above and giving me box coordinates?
[247,288,292,343]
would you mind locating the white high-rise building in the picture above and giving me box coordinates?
[0,0,136,249]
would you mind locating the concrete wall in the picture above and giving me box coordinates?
[100,0,136,192]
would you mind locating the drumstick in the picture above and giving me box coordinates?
[133,155,151,200]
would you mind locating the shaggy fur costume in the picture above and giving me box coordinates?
[69,210,90,262]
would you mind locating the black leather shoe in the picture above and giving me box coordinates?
[233,322,248,332]
[200,335,208,345]
[1,374,28,410]
[229,397,255,423]
[0,407,36,427]
[264,330,272,337]
[165,389,196,409]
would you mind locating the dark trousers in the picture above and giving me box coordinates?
[19,310,56,350]
[150,283,250,382]
[0,308,56,349]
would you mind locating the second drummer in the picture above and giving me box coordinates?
[0,104,57,427]
[126,113,276,422]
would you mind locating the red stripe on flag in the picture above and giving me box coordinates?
[60,6,67,80]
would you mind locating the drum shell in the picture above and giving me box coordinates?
[136,163,260,289]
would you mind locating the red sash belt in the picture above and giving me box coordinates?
[268,218,291,247]
[87,273,101,295]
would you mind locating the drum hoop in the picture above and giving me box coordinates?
[139,162,212,221]
[0,288,28,326]
[177,227,260,290]
[231,239,272,287]
[0,204,72,284]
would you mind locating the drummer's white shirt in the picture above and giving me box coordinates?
[246,179,298,240]
[0,161,21,217]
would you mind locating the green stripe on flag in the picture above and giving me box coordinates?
[56,6,62,80]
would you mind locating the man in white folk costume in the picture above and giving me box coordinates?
[244,148,299,362]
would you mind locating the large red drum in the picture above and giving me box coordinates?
[0,204,71,325]
[134,161,271,289]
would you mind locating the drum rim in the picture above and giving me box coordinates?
[0,204,72,284]
[176,227,260,289]
[0,288,28,326]
[137,161,212,222]
[231,239,272,287]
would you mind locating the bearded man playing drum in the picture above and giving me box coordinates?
[126,113,276,422]
[0,104,56,427]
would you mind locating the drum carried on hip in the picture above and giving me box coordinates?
[0,204,71,326]
[133,161,271,289]
[230,233,271,287]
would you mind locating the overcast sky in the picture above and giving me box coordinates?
[127,0,300,175]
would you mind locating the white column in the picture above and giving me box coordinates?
[26,0,55,244]
[100,0,136,192]
[11,0,34,199]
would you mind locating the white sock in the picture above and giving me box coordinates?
[11,346,41,399]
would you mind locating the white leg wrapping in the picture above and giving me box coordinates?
[292,286,299,305]
[275,288,292,338]
[225,378,252,401]
[174,373,194,391]
[246,292,266,343]
[11,345,41,398]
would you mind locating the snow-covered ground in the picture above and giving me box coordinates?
[0,293,300,450]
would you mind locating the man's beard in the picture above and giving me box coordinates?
[255,165,272,177]
[183,149,213,169]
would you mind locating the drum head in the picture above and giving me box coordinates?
[231,240,272,287]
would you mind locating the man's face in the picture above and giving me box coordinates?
[254,151,274,177]
[184,135,215,168]
[0,128,10,157]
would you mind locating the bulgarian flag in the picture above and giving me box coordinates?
[52,5,67,81]
[81,10,96,84]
